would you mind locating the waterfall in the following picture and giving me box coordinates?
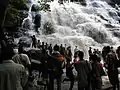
[22,0,120,59]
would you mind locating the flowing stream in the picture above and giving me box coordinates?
[22,0,120,59]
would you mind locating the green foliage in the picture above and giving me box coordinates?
[39,3,51,12]
[31,3,51,12]
[80,0,86,6]
[43,22,55,35]
[4,0,28,27]
[9,0,28,10]
[31,4,40,12]
[4,0,51,29]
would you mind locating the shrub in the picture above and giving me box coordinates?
[43,22,55,35]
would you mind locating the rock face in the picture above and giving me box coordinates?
[19,36,32,47]
[106,0,120,6]
[0,0,9,27]
[31,4,40,12]
[3,0,28,29]
[111,0,120,5]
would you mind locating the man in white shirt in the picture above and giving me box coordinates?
[0,46,27,90]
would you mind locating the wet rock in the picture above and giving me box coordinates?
[19,36,32,47]
[4,0,28,28]
[31,4,40,12]
[27,49,42,60]
[113,31,120,38]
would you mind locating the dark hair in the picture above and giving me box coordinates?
[74,51,78,58]
[106,46,111,53]
[78,50,84,59]
[1,46,14,60]
[91,54,98,62]
[53,44,59,51]
[33,35,35,37]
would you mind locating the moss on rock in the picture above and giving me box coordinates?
[4,0,28,28]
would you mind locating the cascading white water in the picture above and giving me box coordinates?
[23,0,120,59]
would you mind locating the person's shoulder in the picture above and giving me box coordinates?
[52,51,60,55]
[20,54,29,60]
[75,60,82,64]
[85,60,91,63]
[14,63,25,69]
[107,52,115,57]
[78,60,90,65]
[12,54,19,58]
[20,53,28,57]
[0,62,24,71]
[52,51,60,53]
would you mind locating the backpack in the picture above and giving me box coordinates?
[56,53,65,69]
[50,52,65,78]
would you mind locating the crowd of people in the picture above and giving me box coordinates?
[0,0,120,90]
[1,34,120,90]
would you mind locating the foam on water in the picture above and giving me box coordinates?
[22,0,120,59]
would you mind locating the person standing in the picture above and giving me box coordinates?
[106,47,119,90]
[64,59,75,90]
[74,50,92,90]
[0,46,27,90]
[90,54,104,90]
[48,44,65,90]
[12,47,31,76]
[116,46,120,60]
[66,46,72,62]
[88,47,92,57]
[37,40,42,49]
[31,35,37,48]
[48,44,53,55]
[74,46,78,54]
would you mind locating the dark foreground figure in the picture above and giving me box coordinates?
[105,46,119,90]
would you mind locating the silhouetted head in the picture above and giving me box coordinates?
[110,46,113,51]
[77,50,84,60]
[89,47,91,49]
[53,44,59,51]
[1,45,14,60]
[38,40,40,43]
[45,42,48,45]
[91,54,98,62]
[64,44,66,47]
[33,35,35,38]
[67,46,71,50]
[42,42,44,45]
[60,44,63,47]
[106,46,111,53]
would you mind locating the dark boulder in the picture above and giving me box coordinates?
[34,14,41,28]
[19,37,32,47]
[31,4,40,12]
[27,49,42,60]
